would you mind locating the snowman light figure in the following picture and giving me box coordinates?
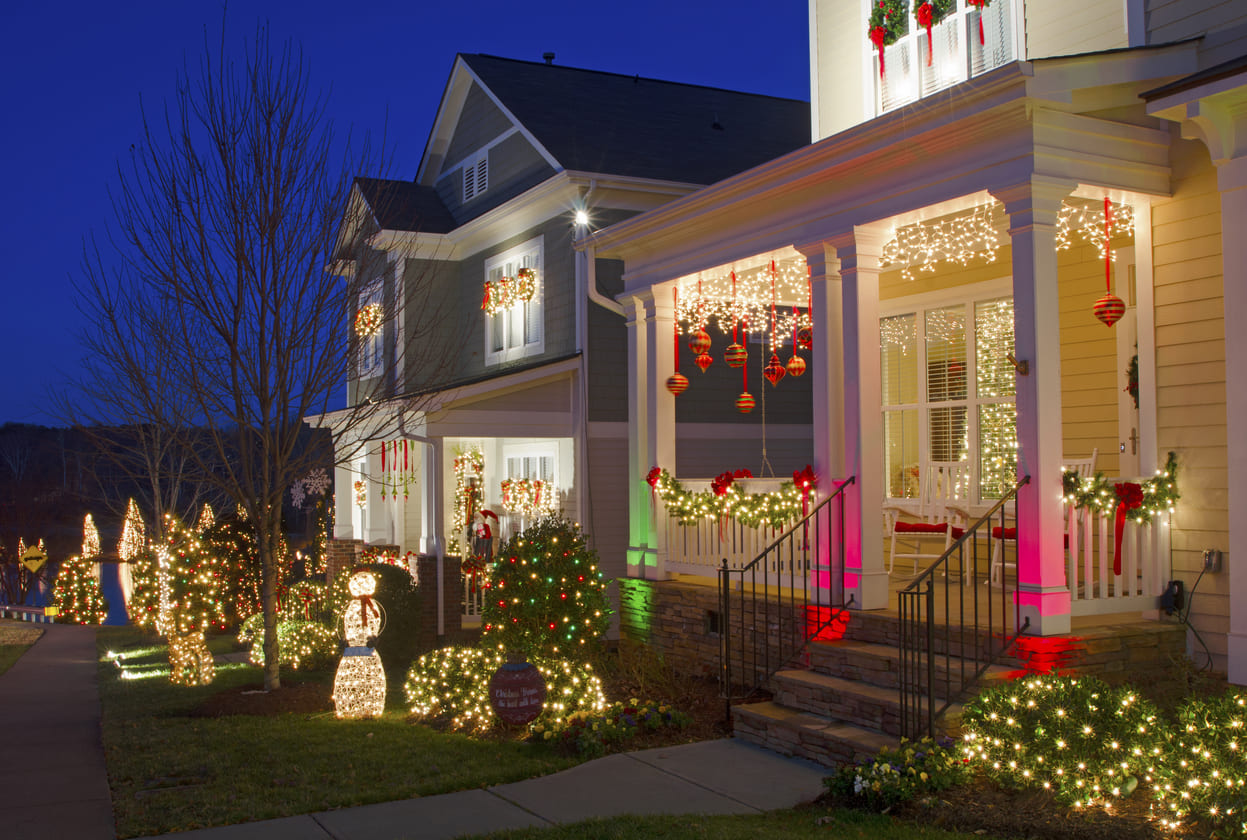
[333,570,386,718]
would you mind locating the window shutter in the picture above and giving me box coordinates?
[464,164,475,202]
[523,255,542,347]
[475,155,488,196]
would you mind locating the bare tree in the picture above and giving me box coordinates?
[69,24,452,689]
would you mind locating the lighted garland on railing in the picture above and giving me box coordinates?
[1061,451,1179,524]
[481,267,537,315]
[501,478,557,517]
[645,466,817,531]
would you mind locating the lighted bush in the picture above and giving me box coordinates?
[51,554,108,625]
[528,699,692,758]
[281,579,333,624]
[126,548,161,629]
[237,614,338,671]
[825,736,970,808]
[961,674,1164,807]
[480,516,612,661]
[1153,690,1247,835]
[403,644,608,732]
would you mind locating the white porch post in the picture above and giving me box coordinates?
[333,461,355,539]
[364,443,392,544]
[644,285,677,578]
[993,178,1075,636]
[624,291,657,579]
[829,229,887,610]
[799,242,846,602]
[419,437,446,558]
[1218,156,1247,683]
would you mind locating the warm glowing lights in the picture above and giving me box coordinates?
[452,447,485,554]
[647,467,813,531]
[333,571,386,719]
[1055,198,1134,260]
[500,478,558,518]
[482,268,538,315]
[119,499,146,562]
[81,514,100,559]
[674,256,811,353]
[354,302,383,337]
[883,202,1002,282]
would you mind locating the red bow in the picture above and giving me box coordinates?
[870,26,888,77]
[1112,482,1144,575]
[792,465,818,498]
[916,2,934,66]
[359,594,378,627]
[646,467,662,488]
[733,469,753,479]
[711,472,735,496]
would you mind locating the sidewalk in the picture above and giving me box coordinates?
[0,622,116,840]
[143,738,828,840]
[0,622,830,840]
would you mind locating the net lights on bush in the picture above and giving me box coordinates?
[333,570,386,719]
[481,267,538,315]
[1153,691,1247,833]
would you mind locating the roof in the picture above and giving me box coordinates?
[459,54,810,186]
[1141,51,1247,101]
[355,177,457,234]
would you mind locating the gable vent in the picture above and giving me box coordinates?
[464,152,488,202]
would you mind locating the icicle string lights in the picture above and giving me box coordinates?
[675,257,811,353]
[1055,198,1134,260]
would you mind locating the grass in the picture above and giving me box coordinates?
[468,807,1003,839]
[0,620,43,676]
[98,627,580,839]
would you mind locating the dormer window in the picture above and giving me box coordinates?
[874,0,1019,114]
[463,151,488,202]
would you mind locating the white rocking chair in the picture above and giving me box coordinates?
[884,461,974,577]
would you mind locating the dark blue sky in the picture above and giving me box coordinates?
[0,0,808,426]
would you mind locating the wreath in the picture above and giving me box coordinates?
[1125,353,1139,409]
[868,0,908,76]
[913,0,954,65]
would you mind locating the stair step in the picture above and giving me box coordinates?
[732,700,898,768]
[803,638,1015,692]
[772,669,902,735]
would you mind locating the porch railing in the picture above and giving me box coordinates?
[718,477,855,721]
[664,478,790,578]
[462,563,493,619]
[1066,505,1170,616]
[898,475,1031,740]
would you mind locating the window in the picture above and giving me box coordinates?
[485,236,544,365]
[874,0,1018,114]
[463,151,488,203]
[881,295,1016,504]
[358,281,383,379]
[505,448,556,486]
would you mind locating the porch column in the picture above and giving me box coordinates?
[798,241,846,602]
[828,228,887,610]
[1218,156,1247,684]
[644,285,678,578]
[333,461,355,539]
[623,290,662,579]
[418,437,445,559]
[992,178,1076,636]
[364,442,392,544]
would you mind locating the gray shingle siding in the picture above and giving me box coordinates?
[443,83,515,169]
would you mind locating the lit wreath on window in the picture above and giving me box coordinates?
[500,478,557,517]
[482,267,538,315]
[354,303,383,337]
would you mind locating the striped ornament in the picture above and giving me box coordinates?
[666,373,689,396]
[736,391,755,413]
[786,355,806,377]
[724,343,747,367]
[1093,293,1125,327]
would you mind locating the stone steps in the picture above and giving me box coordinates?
[804,638,1015,694]
[732,700,899,767]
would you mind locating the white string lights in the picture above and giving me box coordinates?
[882,202,1002,282]
[674,257,812,353]
[1055,199,1134,260]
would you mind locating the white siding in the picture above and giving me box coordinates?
[1025,0,1128,58]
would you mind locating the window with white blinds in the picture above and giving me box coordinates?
[485,236,544,365]
[875,0,1018,115]
[506,454,555,483]
[463,152,488,202]
[881,294,1017,504]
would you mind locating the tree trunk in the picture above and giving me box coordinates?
[260,512,281,691]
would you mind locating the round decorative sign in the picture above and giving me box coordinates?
[489,660,546,726]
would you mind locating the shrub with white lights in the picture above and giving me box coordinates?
[403,644,607,733]
[480,516,611,661]
[1153,690,1247,834]
[237,612,338,671]
[961,674,1164,809]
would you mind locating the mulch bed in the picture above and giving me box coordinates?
[192,680,332,717]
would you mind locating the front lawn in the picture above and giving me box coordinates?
[0,620,43,676]
[98,627,579,838]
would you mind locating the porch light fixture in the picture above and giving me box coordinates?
[574,209,589,226]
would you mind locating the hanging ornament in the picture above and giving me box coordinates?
[695,352,713,373]
[688,329,711,356]
[797,326,813,350]
[867,0,905,79]
[736,392,755,413]
[786,355,806,377]
[668,287,688,395]
[764,353,787,386]
[967,0,992,45]
[1094,196,1125,327]
[724,343,747,367]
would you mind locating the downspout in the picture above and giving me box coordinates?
[398,411,444,638]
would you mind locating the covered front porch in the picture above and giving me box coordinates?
[586,43,1198,640]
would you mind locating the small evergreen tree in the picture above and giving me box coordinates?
[51,553,108,624]
[480,516,611,661]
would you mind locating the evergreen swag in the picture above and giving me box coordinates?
[868,0,908,47]
[480,516,611,661]
[1061,451,1180,524]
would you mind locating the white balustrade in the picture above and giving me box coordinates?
[1066,503,1170,617]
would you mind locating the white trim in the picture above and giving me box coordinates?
[484,235,545,366]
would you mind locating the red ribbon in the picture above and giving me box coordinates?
[969,0,986,44]
[917,2,934,66]
[870,26,887,77]
[359,594,378,627]
[1111,482,1144,575]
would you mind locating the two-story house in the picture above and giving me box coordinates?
[583,0,1247,693]
[319,54,809,622]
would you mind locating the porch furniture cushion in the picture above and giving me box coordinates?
[990,527,1068,548]
[895,522,949,534]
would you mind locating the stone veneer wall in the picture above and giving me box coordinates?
[620,578,1190,687]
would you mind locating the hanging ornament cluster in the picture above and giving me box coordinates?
[377,439,418,501]
[1093,197,1125,327]
[867,0,907,78]
[354,303,383,337]
[481,267,538,315]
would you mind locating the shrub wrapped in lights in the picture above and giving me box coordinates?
[480,516,611,661]
[403,645,606,732]
[332,570,386,718]
[960,674,1164,809]
[51,555,108,625]
[159,515,229,686]
[237,612,338,671]
[1153,690,1247,834]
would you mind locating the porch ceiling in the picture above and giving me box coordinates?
[588,43,1197,296]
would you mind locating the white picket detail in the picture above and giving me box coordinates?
[660,478,796,579]
[1067,504,1170,617]
[462,563,493,618]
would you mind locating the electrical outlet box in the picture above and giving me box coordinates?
[1203,549,1223,573]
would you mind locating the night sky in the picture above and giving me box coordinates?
[1,0,809,426]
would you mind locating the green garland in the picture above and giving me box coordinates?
[868,0,908,48]
[1061,451,1180,523]
[647,469,810,531]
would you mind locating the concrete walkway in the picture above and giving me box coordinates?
[0,622,829,840]
[0,622,116,840]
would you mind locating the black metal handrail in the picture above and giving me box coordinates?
[897,475,1031,740]
[719,476,855,722]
